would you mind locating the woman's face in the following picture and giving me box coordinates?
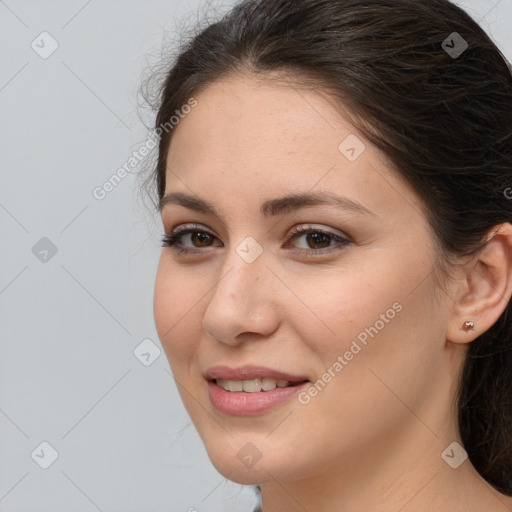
[153,75,462,486]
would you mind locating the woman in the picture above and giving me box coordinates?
[143,0,512,510]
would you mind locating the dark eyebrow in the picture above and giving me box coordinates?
[159,191,375,219]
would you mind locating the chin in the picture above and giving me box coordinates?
[205,452,264,484]
[204,439,306,487]
[219,468,266,486]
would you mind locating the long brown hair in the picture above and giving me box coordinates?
[141,0,512,495]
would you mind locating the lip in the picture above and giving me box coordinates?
[204,365,309,383]
[207,380,310,416]
[204,365,311,416]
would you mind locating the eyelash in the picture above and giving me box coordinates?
[161,223,351,257]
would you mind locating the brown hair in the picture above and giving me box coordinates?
[141,0,512,495]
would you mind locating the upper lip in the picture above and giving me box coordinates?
[204,365,309,383]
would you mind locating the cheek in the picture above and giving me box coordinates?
[289,258,438,396]
[287,266,399,357]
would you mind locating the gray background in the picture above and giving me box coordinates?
[0,1,511,511]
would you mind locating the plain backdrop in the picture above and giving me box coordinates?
[1,0,511,511]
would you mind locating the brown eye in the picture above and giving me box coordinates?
[303,232,332,249]
[161,225,220,251]
[162,223,351,257]
[190,231,214,247]
[287,225,351,256]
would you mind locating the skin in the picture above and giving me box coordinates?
[153,74,512,512]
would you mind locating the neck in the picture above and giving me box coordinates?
[258,390,512,512]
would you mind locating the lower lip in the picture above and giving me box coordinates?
[207,380,310,416]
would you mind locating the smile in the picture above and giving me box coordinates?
[215,377,306,392]
[207,379,310,416]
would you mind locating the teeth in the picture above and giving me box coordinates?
[227,380,243,392]
[215,378,293,392]
[262,377,278,391]
[243,378,261,392]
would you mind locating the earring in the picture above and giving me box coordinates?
[462,321,475,332]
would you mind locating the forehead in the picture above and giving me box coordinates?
[167,75,364,164]
[163,75,424,222]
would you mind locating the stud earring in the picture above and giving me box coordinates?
[462,321,475,332]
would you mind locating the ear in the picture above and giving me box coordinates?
[446,223,512,344]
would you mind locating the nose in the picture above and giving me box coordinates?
[201,246,280,346]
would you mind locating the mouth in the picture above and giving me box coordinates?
[203,364,310,385]
[209,377,309,392]
[204,366,312,415]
